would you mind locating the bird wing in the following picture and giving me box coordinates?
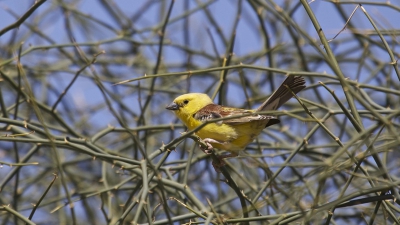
[194,104,276,125]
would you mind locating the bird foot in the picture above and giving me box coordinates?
[199,141,214,154]
[198,138,238,172]
[199,138,223,154]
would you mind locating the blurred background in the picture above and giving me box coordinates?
[0,0,400,224]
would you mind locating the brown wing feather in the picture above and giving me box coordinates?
[194,104,275,125]
[193,104,223,121]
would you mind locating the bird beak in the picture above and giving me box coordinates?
[166,102,179,110]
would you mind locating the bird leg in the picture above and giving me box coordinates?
[198,138,239,172]
[199,138,223,154]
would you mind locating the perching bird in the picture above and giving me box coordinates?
[166,76,306,165]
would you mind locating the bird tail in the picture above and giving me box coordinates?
[256,76,306,112]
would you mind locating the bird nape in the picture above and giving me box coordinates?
[166,75,306,171]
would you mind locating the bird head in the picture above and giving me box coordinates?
[166,93,213,119]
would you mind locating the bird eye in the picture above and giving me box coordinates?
[183,100,189,104]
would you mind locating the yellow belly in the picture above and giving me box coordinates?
[191,121,267,152]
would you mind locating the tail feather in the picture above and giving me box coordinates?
[256,76,306,112]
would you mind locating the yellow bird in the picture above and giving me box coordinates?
[166,76,306,161]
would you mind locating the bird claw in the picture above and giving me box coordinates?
[198,138,238,172]
[203,148,213,155]
[199,138,216,154]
